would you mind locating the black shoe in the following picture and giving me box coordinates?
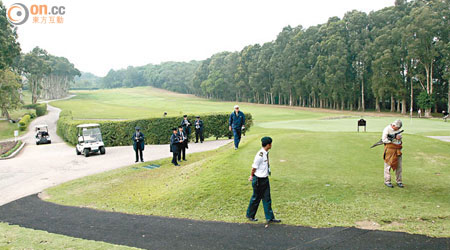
[397,183,404,188]
[135,161,138,163]
[247,217,258,222]
[175,164,180,166]
[195,141,198,143]
[183,159,187,161]
[385,183,394,188]
[201,141,203,143]
[141,160,144,162]
[267,219,281,223]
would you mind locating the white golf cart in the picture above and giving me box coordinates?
[35,124,51,145]
[75,123,105,157]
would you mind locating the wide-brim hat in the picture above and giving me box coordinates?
[135,126,141,130]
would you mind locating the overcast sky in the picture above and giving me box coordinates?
[4,0,394,76]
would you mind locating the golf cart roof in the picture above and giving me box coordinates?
[77,123,100,128]
[35,124,48,129]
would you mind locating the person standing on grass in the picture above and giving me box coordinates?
[170,128,181,166]
[194,116,204,143]
[229,105,245,150]
[132,126,145,163]
[246,137,281,224]
[177,126,188,161]
[180,115,191,141]
[382,120,404,188]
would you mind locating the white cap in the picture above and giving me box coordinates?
[234,105,239,109]
[392,120,402,128]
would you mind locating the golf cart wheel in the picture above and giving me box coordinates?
[99,146,105,155]
[84,148,90,157]
[76,148,81,155]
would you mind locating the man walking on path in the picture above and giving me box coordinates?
[246,137,281,224]
[382,120,404,188]
[132,126,145,163]
[229,105,245,150]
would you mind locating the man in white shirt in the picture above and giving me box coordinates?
[246,137,281,224]
[382,120,404,188]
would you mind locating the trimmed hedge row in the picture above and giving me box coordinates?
[57,111,253,146]
[23,103,47,117]
[18,115,31,131]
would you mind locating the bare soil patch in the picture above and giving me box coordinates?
[355,220,381,230]
[0,141,17,155]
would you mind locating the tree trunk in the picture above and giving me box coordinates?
[410,77,413,117]
[396,99,400,112]
[390,95,395,112]
[376,97,380,112]
[401,98,406,115]
[448,80,450,113]
[1,107,11,121]
[361,78,365,112]
[425,108,432,117]
[289,90,293,106]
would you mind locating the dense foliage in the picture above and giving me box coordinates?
[96,0,449,117]
[18,114,30,131]
[58,110,253,146]
[0,1,22,120]
[102,61,201,93]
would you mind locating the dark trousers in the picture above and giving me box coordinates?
[246,177,275,221]
[135,149,143,162]
[172,151,178,165]
[195,129,204,143]
[233,128,242,148]
[178,143,186,161]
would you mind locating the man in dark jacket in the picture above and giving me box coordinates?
[177,126,188,161]
[132,126,145,163]
[170,127,181,166]
[194,116,204,143]
[229,105,246,149]
[180,115,191,141]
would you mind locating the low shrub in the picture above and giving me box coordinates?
[23,103,47,117]
[35,103,47,117]
[18,115,31,131]
[57,111,253,146]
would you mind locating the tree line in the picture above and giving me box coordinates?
[99,0,449,117]
[0,1,80,120]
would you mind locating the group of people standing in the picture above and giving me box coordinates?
[132,115,205,164]
[169,115,204,166]
[131,106,247,165]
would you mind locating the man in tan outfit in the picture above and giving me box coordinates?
[382,120,404,188]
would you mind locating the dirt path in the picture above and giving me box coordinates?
[427,136,450,142]
[0,195,448,250]
[0,99,232,206]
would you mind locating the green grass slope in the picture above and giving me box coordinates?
[45,127,450,237]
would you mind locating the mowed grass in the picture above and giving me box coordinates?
[0,223,140,249]
[260,116,450,136]
[50,87,330,121]
[45,127,450,237]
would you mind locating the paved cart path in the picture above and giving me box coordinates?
[0,195,448,250]
[427,136,450,142]
[0,102,232,206]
